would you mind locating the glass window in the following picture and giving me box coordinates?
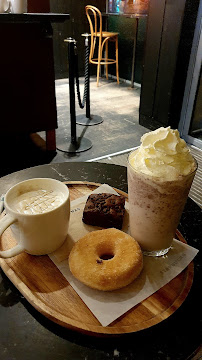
[179,1,202,150]
[189,66,202,141]
[108,0,121,14]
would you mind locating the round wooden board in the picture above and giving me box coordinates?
[0,181,194,335]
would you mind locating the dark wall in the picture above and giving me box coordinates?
[170,0,201,129]
[139,0,200,130]
[27,0,50,12]
[108,15,147,83]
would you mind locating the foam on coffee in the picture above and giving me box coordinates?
[11,189,64,215]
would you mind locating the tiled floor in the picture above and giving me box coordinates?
[50,76,147,163]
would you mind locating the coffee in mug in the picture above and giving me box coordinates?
[11,189,65,215]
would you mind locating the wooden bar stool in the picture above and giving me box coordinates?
[86,5,119,86]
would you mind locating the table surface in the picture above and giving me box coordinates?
[104,12,148,18]
[0,162,201,360]
[0,13,70,23]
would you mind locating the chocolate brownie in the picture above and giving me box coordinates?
[82,193,125,229]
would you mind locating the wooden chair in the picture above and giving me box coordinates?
[85,5,119,86]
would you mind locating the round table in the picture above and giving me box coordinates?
[0,162,201,360]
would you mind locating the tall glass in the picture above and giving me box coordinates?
[127,152,197,256]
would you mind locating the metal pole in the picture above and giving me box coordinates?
[57,37,92,153]
[76,34,103,126]
[85,35,90,119]
[68,38,77,144]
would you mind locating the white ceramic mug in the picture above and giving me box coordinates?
[11,0,27,13]
[0,178,70,258]
[0,0,9,12]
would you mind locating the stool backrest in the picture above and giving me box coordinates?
[85,5,103,62]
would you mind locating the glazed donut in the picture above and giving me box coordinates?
[69,228,143,291]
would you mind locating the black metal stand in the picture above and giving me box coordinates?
[58,136,92,153]
[76,34,103,126]
[130,18,139,89]
[76,114,103,126]
[57,38,92,154]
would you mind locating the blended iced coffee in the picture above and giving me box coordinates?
[127,127,197,256]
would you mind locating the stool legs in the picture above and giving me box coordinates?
[97,40,102,86]
[95,35,119,86]
[97,61,100,86]
[115,36,119,84]
[105,40,108,80]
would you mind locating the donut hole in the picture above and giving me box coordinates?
[96,242,115,261]
[100,253,114,260]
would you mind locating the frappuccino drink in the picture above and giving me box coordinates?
[127,127,197,256]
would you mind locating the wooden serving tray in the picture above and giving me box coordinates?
[0,181,194,335]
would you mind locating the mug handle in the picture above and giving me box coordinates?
[0,214,25,258]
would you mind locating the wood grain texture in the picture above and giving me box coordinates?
[0,182,194,335]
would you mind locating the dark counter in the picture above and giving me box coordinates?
[0,13,69,135]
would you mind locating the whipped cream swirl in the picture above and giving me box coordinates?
[129,127,196,181]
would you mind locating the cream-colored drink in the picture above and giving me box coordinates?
[11,189,64,215]
[127,127,197,256]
